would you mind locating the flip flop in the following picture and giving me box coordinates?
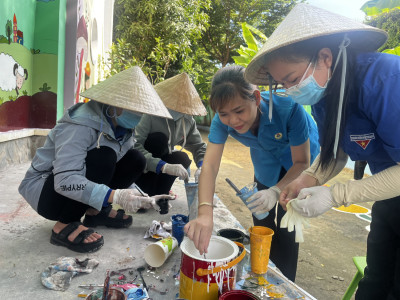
[83,205,133,228]
[50,221,104,253]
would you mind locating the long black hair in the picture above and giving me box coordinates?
[265,35,360,170]
[209,65,257,112]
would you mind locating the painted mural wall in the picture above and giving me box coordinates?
[73,0,115,105]
[0,0,115,131]
[0,0,59,131]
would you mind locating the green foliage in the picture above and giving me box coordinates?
[200,0,297,66]
[232,22,267,67]
[22,90,28,96]
[361,0,400,16]
[8,95,16,101]
[366,8,400,50]
[109,0,297,125]
[112,0,211,84]
[101,38,141,77]
[39,83,51,92]
[382,45,400,55]
[0,97,4,104]
[5,20,12,44]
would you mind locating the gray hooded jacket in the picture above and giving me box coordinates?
[18,101,135,212]
[134,114,206,173]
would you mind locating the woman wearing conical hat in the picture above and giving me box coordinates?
[134,73,207,196]
[18,67,174,253]
[245,4,400,298]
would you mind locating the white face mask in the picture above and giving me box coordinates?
[285,61,330,105]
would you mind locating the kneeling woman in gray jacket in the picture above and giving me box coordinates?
[18,67,174,253]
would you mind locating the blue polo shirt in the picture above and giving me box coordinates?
[209,92,320,187]
[312,52,400,175]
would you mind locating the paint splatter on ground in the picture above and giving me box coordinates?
[333,204,369,214]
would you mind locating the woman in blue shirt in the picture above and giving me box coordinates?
[184,65,319,281]
[244,4,400,298]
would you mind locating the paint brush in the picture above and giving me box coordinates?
[135,185,146,197]
[102,270,110,300]
[225,178,242,195]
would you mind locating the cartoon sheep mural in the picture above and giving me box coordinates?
[0,53,28,96]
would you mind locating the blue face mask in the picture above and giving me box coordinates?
[116,110,142,129]
[285,62,330,106]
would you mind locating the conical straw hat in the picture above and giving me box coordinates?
[154,73,207,116]
[80,66,172,118]
[245,3,388,85]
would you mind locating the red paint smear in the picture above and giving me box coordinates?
[0,200,33,222]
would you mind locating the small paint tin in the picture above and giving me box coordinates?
[219,290,261,299]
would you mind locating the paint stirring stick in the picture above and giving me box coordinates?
[225,178,242,195]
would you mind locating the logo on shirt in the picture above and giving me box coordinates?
[350,133,375,150]
[274,132,283,140]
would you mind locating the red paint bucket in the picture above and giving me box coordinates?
[219,290,261,299]
[179,236,246,300]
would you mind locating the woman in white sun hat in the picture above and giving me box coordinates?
[134,73,207,196]
[18,67,174,253]
[245,3,400,298]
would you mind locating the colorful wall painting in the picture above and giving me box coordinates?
[0,0,115,131]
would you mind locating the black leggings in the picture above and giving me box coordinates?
[252,168,299,282]
[37,147,146,224]
[135,132,192,196]
[356,196,400,300]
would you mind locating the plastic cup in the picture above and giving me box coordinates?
[249,226,274,274]
[238,183,269,220]
[144,237,178,267]
[171,214,189,245]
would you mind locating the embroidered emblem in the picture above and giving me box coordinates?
[350,133,375,150]
[275,132,283,140]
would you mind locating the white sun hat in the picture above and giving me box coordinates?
[154,73,207,116]
[245,3,388,86]
[80,66,172,119]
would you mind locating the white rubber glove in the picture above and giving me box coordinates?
[113,189,157,213]
[247,186,281,215]
[162,163,189,181]
[281,200,310,243]
[290,186,335,218]
[194,167,202,183]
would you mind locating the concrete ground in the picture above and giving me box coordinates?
[1,129,370,300]
[0,162,252,300]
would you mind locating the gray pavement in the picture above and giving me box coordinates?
[0,162,246,299]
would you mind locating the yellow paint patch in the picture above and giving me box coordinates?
[267,291,284,298]
[333,204,369,214]
[256,276,284,298]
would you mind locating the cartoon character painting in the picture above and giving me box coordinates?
[0,53,28,96]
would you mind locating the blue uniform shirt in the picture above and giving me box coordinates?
[209,92,320,187]
[312,53,400,175]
